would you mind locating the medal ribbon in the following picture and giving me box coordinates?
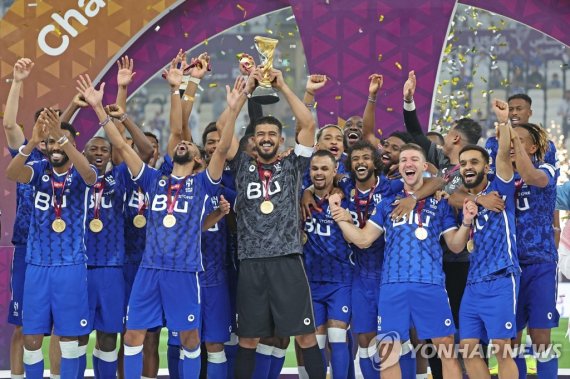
[515,178,524,197]
[51,167,72,220]
[257,162,274,202]
[137,187,147,215]
[354,186,376,228]
[92,177,106,220]
[166,176,189,215]
[405,190,426,228]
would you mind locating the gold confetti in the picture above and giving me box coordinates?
[377,54,383,61]
[395,62,402,70]
[500,79,510,87]
[288,32,294,36]
[379,15,384,22]
[535,84,542,89]
[209,83,217,88]
[386,107,393,112]
[267,29,273,34]
[335,96,342,100]
[466,82,474,89]
[203,39,208,46]
[236,4,244,11]
[377,128,383,136]
[184,32,189,38]
[480,76,487,83]
[54,27,62,36]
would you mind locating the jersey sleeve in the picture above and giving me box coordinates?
[292,144,313,173]
[368,197,389,230]
[491,174,515,198]
[75,164,98,187]
[228,151,249,175]
[159,155,174,175]
[132,164,161,193]
[387,178,404,195]
[440,199,459,234]
[26,159,50,186]
[200,169,222,196]
[538,163,556,188]
[222,186,237,206]
[337,176,354,198]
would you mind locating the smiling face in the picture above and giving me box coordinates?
[172,140,199,165]
[381,136,405,167]
[316,126,344,160]
[84,137,111,172]
[47,130,74,168]
[343,116,363,147]
[459,149,489,189]
[310,155,337,192]
[398,149,427,188]
[350,147,376,183]
[508,98,532,125]
[254,123,282,162]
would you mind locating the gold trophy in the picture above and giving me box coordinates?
[251,36,280,104]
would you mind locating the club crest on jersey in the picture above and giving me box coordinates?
[274,161,282,173]
[42,174,50,182]
[159,176,168,187]
[249,163,256,172]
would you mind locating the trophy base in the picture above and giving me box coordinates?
[251,86,280,105]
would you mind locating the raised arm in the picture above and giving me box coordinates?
[6,110,47,183]
[270,68,316,147]
[492,99,514,181]
[77,75,144,177]
[181,52,211,143]
[443,199,477,253]
[296,74,327,136]
[116,55,136,111]
[165,52,184,157]
[44,108,97,185]
[3,58,34,149]
[362,74,382,146]
[511,126,549,187]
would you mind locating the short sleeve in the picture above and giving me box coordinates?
[132,164,161,193]
[440,200,459,234]
[26,159,49,186]
[368,198,388,230]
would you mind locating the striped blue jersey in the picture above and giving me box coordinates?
[85,164,129,267]
[303,195,354,283]
[134,165,220,272]
[338,175,403,279]
[25,160,96,265]
[369,192,457,286]
[466,175,520,284]
[8,145,44,246]
[514,164,557,265]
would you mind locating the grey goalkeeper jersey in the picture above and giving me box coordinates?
[229,144,312,260]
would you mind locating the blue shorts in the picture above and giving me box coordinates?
[459,274,519,340]
[310,282,352,327]
[352,274,380,334]
[201,283,232,343]
[168,330,180,346]
[516,263,559,331]
[377,283,455,341]
[23,264,91,337]
[123,263,139,308]
[126,268,201,332]
[8,245,26,326]
[88,267,126,333]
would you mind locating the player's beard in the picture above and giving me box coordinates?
[48,149,69,168]
[255,142,279,161]
[461,170,485,189]
[355,167,374,183]
[173,151,192,164]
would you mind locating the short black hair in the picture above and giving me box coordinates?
[201,122,218,146]
[346,140,383,178]
[507,93,532,106]
[144,131,159,144]
[426,131,444,145]
[387,131,414,144]
[311,149,336,166]
[253,116,283,134]
[60,122,78,140]
[454,118,482,145]
[458,144,490,164]
[316,124,343,141]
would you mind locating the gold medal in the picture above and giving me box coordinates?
[163,214,177,228]
[466,239,475,253]
[52,218,66,233]
[260,200,274,214]
[414,227,428,240]
[302,232,308,245]
[133,215,147,228]
[89,218,104,233]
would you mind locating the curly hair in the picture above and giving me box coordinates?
[513,123,549,162]
[346,140,384,179]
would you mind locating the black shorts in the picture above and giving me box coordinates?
[236,254,316,338]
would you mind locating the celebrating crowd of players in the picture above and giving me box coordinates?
[1,49,563,379]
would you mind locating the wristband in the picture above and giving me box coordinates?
[304,102,315,109]
[462,221,472,228]
[172,90,180,95]
[243,90,252,99]
[306,90,315,97]
[368,96,377,104]
[409,193,418,201]
[473,194,481,205]
[56,135,67,144]
[404,98,413,104]
[554,227,562,232]
[188,77,201,85]
[118,113,128,122]
[99,115,112,128]
[59,137,69,147]
[18,145,31,157]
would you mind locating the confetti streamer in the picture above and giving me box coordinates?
[395,62,402,70]
[379,15,384,22]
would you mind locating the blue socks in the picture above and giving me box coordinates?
[207,351,228,379]
[537,349,558,379]
[330,342,350,378]
[123,344,143,379]
[182,346,201,379]
[23,348,44,379]
[252,344,273,379]
[267,348,286,379]
[358,346,379,379]
[167,344,181,379]
[97,349,118,379]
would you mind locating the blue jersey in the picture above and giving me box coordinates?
[124,160,173,265]
[8,145,44,246]
[303,195,354,283]
[369,192,457,286]
[199,186,236,287]
[486,137,559,178]
[338,175,403,279]
[302,158,348,191]
[85,164,129,267]
[134,165,220,272]
[465,175,520,284]
[514,164,557,265]
[221,165,236,191]
[25,161,96,266]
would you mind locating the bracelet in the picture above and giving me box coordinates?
[367,96,377,104]
[473,194,481,205]
[243,90,252,99]
[172,90,180,95]
[409,193,418,202]
[554,227,562,232]
[56,135,67,144]
[118,113,128,122]
[304,102,315,109]
[183,94,195,102]
[404,97,413,104]
[305,90,315,96]
[18,145,31,157]
[462,221,472,228]
[59,137,69,147]
[99,115,112,128]
[188,77,201,85]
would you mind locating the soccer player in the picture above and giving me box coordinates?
[76,53,240,379]
[457,99,520,379]
[6,108,98,379]
[508,122,558,379]
[302,150,354,378]
[217,66,325,379]
[330,143,474,379]
[3,58,47,379]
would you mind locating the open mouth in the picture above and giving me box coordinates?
[347,132,359,142]
[356,165,367,174]
[51,152,64,160]
[463,170,476,182]
[404,169,416,179]
[95,158,103,165]
[510,117,520,124]
[381,153,391,164]
[329,146,339,154]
